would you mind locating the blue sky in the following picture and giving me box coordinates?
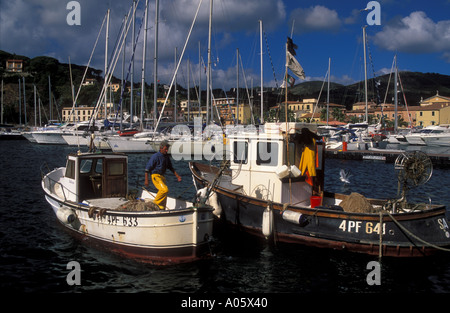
[1,0,449,90]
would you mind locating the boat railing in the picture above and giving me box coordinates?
[40,163,77,202]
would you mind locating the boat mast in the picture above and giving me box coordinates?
[394,54,398,133]
[18,79,22,126]
[327,57,330,126]
[23,77,27,126]
[48,76,51,122]
[140,0,149,130]
[153,0,159,128]
[187,57,190,122]
[121,13,127,131]
[174,47,177,123]
[105,8,110,120]
[130,1,136,126]
[206,0,212,125]
[33,85,37,127]
[260,19,264,124]
[236,48,239,125]
[0,79,3,125]
[363,26,368,123]
[198,41,201,119]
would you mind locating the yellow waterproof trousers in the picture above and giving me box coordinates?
[151,174,169,210]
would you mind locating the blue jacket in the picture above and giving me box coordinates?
[145,152,175,175]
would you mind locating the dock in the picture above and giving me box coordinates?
[325,149,450,168]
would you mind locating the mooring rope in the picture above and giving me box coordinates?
[383,209,450,253]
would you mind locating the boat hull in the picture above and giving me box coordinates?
[107,137,158,153]
[190,162,450,257]
[42,180,214,265]
[422,135,450,147]
[32,131,67,144]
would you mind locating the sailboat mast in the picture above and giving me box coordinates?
[1,79,3,125]
[105,8,110,120]
[34,85,37,127]
[48,76,52,122]
[130,1,136,126]
[260,20,264,124]
[206,0,212,125]
[187,57,190,122]
[174,47,177,123]
[140,0,149,130]
[23,77,27,125]
[327,57,330,126]
[394,54,398,133]
[198,41,201,119]
[236,48,239,125]
[363,26,368,123]
[153,0,159,127]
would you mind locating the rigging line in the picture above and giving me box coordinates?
[383,56,396,104]
[90,0,141,124]
[311,69,328,123]
[110,2,144,127]
[188,62,200,104]
[67,11,108,122]
[398,71,413,127]
[366,35,381,106]
[154,0,204,132]
[383,209,450,253]
[239,53,255,125]
[263,31,279,89]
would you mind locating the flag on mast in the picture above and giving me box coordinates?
[281,74,295,88]
[286,37,305,80]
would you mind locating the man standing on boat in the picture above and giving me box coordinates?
[144,140,182,210]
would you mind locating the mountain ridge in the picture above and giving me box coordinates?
[1,50,449,124]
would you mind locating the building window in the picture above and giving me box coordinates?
[420,112,423,116]
[432,111,435,116]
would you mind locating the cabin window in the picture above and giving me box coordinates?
[108,162,124,176]
[80,159,93,173]
[79,158,103,174]
[95,159,103,174]
[256,142,278,166]
[233,141,248,164]
[65,159,75,179]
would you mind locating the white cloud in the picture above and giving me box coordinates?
[0,0,284,89]
[373,11,450,57]
[289,5,341,33]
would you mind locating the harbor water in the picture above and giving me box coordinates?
[1,140,450,297]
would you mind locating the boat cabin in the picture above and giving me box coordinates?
[61,153,128,203]
[227,122,325,206]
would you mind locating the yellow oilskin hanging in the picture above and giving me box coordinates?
[299,139,316,185]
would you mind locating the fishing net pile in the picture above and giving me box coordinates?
[339,192,377,213]
[116,199,160,211]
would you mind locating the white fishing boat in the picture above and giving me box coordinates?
[41,150,215,264]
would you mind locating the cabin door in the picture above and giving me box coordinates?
[102,158,127,198]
